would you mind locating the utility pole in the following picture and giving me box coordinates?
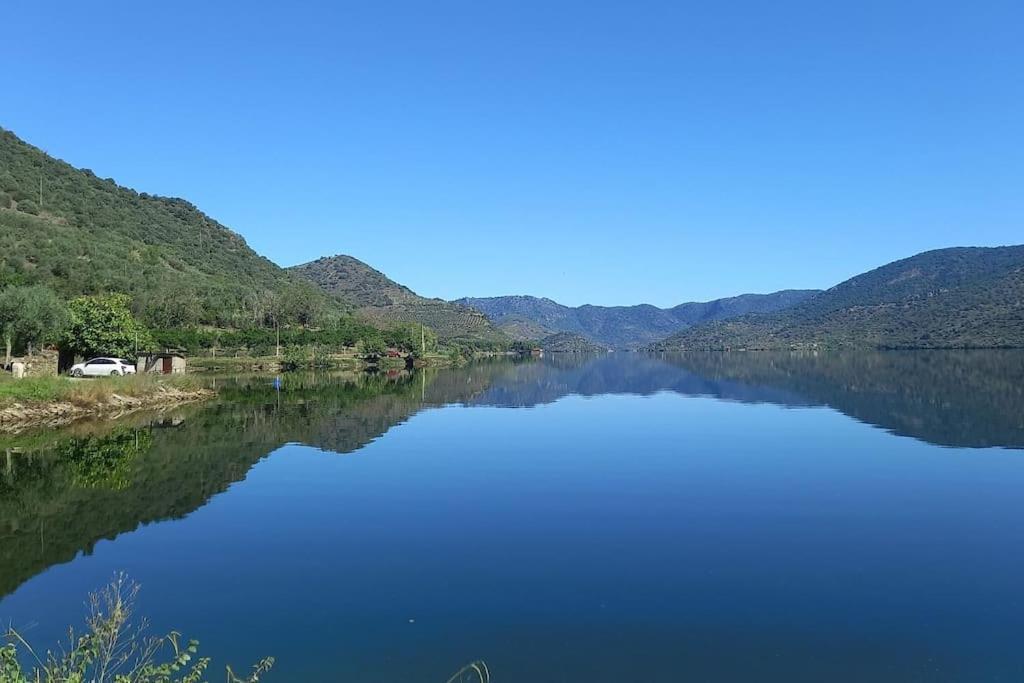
[421,324,425,354]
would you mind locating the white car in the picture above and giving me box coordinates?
[69,357,137,377]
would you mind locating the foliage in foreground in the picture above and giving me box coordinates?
[0,575,273,683]
[0,576,490,682]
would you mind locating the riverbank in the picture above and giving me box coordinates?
[0,374,213,432]
[189,350,468,372]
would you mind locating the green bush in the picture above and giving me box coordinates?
[14,198,37,215]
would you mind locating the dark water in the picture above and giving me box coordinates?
[2,351,1024,682]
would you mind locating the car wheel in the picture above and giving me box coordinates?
[110,370,120,376]
[71,369,83,378]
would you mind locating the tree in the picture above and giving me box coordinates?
[144,285,203,328]
[384,322,437,354]
[0,285,67,364]
[279,282,323,328]
[64,294,152,359]
[359,336,387,358]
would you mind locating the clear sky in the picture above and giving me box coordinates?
[2,1,1021,307]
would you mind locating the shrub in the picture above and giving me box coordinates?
[14,198,38,215]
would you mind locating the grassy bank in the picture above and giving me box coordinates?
[0,373,204,407]
[0,374,213,432]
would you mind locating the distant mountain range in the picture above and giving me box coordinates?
[5,126,1022,352]
[455,291,819,349]
[289,255,506,343]
[652,245,1024,350]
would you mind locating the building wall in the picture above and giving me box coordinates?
[11,350,59,376]
[137,355,188,374]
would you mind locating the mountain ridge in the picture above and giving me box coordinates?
[651,245,1024,350]
[289,254,507,344]
[456,290,819,349]
[0,127,341,328]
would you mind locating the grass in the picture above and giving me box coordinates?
[0,373,205,407]
[2,575,274,683]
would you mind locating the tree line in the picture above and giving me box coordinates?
[0,283,450,365]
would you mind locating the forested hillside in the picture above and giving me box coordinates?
[538,331,608,353]
[457,290,818,349]
[290,255,507,344]
[652,246,1024,350]
[0,127,336,329]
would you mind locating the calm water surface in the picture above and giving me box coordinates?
[2,352,1024,681]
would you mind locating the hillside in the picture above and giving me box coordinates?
[495,316,556,340]
[0,127,338,328]
[652,246,1024,350]
[456,290,818,349]
[289,255,507,344]
[539,331,608,353]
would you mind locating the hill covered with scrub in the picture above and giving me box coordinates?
[289,255,507,344]
[651,245,1024,350]
[0,127,504,352]
[0,127,340,330]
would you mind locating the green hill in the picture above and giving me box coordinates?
[652,246,1024,350]
[289,255,507,344]
[0,127,341,329]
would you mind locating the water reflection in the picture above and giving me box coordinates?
[464,351,1024,449]
[2,350,1022,600]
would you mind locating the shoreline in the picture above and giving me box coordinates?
[0,380,214,433]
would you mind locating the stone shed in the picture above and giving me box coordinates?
[137,352,187,375]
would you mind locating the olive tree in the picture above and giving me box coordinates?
[0,285,67,364]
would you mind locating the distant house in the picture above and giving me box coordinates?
[137,352,187,374]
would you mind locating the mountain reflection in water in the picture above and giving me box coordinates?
[2,351,1022,622]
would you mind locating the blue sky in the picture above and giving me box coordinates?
[2,1,1021,307]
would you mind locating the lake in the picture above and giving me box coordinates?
[2,351,1024,682]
